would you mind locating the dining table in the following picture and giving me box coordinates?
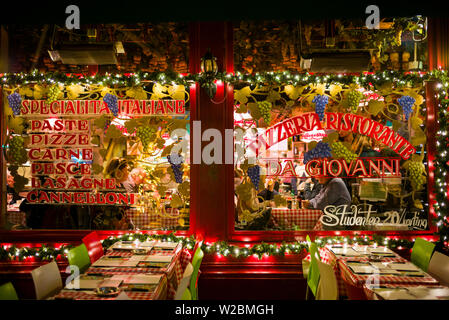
[363,283,449,300]
[313,244,440,299]
[53,240,191,300]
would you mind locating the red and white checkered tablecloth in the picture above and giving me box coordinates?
[363,283,445,300]
[54,275,168,300]
[271,208,323,230]
[90,244,191,299]
[7,211,26,226]
[324,245,439,298]
[125,208,180,229]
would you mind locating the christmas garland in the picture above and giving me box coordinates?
[0,244,73,261]
[0,233,431,261]
[0,69,432,88]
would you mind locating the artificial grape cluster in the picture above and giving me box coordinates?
[136,126,156,152]
[247,165,261,190]
[167,154,184,183]
[9,136,27,164]
[394,29,402,46]
[103,93,119,117]
[46,84,61,105]
[347,90,363,113]
[397,95,415,120]
[331,141,358,163]
[257,101,272,126]
[236,182,253,202]
[303,141,332,164]
[408,161,425,189]
[7,93,22,116]
[312,94,328,121]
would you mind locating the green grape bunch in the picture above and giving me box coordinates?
[408,161,426,190]
[8,136,27,164]
[331,141,358,163]
[236,182,253,202]
[46,84,61,105]
[257,101,272,126]
[136,126,156,152]
[347,90,363,113]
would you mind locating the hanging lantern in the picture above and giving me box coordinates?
[200,49,218,98]
[200,49,218,76]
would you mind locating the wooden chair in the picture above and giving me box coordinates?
[31,261,63,300]
[428,251,449,287]
[174,263,194,300]
[316,261,339,300]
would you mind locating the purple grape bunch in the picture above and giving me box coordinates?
[247,165,261,190]
[7,93,22,116]
[397,95,415,120]
[303,141,332,164]
[168,153,184,183]
[103,93,119,117]
[312,94,328,121]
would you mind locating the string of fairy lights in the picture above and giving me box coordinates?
[0,232,424,261]
[0,69,448,259]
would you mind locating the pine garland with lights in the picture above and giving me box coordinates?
[0,69,431,88]
[0,244,73,261]
[0,234,437,261]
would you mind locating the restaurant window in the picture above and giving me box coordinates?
[3,23,191,231]
[233,18,431,232]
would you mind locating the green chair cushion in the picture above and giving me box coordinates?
[0,282,19,300]
[190,246,204,300]
[67,244,91,274]
[411,238,435,272]
[181,287,192,300]
[307,242,321,297]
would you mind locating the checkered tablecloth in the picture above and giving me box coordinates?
[363,283,445,300]
[271,208,323,230]
[91,243,192,299]
[6,211,26,226]
[125,208,180,229]
[54,275,168,300]
[324,246,439,298]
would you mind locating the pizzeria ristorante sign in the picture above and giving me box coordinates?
[22,98,185,205]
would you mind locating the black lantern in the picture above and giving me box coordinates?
[200,49,218,98]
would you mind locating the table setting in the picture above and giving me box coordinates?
[54,272,167,300]
[363,284,449,300]
[323,244,440,298]
[52,240,191,300]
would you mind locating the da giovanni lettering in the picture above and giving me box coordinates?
[265,157,401,178]
[320,205,428,229]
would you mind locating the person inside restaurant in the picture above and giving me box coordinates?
[257,179,279,203]
[301,175,351,211]
[301,177,323,201]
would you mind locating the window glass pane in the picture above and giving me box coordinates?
[234,84,429,232]
[4,83,190,231]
